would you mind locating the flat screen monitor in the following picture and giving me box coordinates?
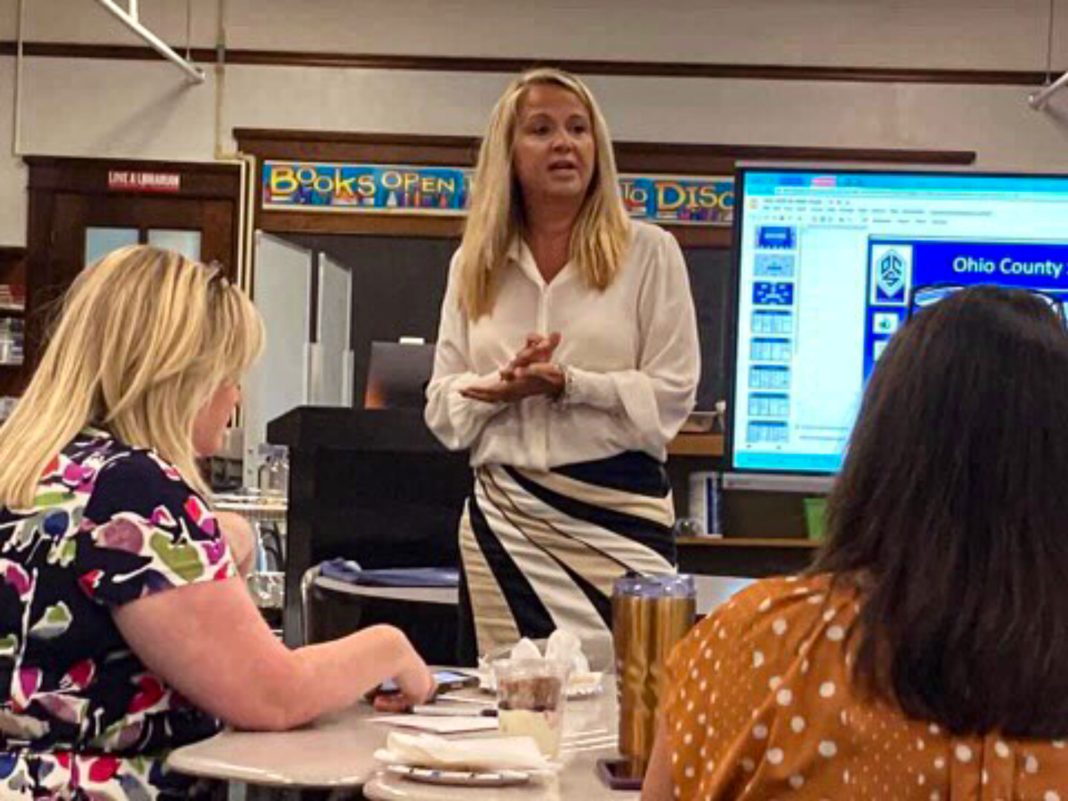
[363,341,435,410]
[728,165,1068,478]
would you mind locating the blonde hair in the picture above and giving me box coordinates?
[0,246,264,508]
[458,67,631,319]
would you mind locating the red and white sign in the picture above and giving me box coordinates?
[107,171,181,193]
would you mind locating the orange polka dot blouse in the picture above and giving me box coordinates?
[663,574,1068,800]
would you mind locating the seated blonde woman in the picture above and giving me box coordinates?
[642,287,1068,800]
[0,247,434,799]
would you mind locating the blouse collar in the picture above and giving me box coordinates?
[507,237,577,289]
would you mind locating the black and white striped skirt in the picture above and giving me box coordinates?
[456,452,677,665]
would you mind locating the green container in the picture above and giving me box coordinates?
[803,497,828,541]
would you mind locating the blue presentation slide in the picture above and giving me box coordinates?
[732,168,1068,477]
[862,239,1068,378]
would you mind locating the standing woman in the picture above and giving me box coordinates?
[426,68,700,664]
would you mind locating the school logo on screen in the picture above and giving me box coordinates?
[870,244,913,306]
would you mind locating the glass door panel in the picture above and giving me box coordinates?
[84,227,139,267]
[148,229,202,261]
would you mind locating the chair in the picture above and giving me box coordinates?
[297,562,460,662]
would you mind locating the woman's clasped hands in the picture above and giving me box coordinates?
[461,332,566,403]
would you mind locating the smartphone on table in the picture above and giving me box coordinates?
[371,669,478,698]
[429,670,479,693]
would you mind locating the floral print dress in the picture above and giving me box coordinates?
[0,428,236,799]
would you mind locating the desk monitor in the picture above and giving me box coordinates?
[729,165,1068,479]
[363,341,435,410]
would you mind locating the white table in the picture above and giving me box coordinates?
[168,679,636,800]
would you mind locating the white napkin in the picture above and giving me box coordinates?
[374,731,556,772]
[480,630,600,692]
[545,629,590,676]
[509,637,542,662]
[370,715,500,734]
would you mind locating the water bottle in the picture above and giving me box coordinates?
[257,445,289,497]
[613,574,697,778]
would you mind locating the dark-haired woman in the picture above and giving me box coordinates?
[642,286,1068,800]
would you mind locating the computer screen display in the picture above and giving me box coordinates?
[363,341,435,410]
[729,166,1068,475]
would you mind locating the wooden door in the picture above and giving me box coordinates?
[41,192,235,309]
[26,158,242,372]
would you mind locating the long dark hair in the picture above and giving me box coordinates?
[813,286,1068,737]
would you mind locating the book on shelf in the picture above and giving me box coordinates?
[0,284,26,312]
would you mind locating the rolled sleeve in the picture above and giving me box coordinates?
[424,251,508,450]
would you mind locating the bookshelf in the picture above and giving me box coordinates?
[0,248,27,407]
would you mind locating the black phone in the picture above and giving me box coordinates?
[371,670,477,698]
[431,670,479,693]
[596,758,644,791]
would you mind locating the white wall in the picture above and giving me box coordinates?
[219,64,1068,160]
[10,0,1068,69]
[224,0,1062,71]
[1,0,219,46]
[0,57,26,246]
[2,0,1068,246]
[20,58,217,160]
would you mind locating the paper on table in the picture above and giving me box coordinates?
[374,732,555,772]
[371,714,500,734]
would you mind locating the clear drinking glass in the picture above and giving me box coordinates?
[493,658,571,758]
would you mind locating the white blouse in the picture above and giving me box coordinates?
[425,220,700,471]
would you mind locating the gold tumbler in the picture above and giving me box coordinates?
[612,573,696,779]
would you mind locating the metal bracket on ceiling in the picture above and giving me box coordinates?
[1029,72,1068,111]
[94,0,206,84]
[1030,0,1064,110]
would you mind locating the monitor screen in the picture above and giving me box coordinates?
[729,166,1068,476]
[363,341,435,410]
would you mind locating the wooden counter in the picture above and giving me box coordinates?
[677,535,820,577]
[666,432,724,457]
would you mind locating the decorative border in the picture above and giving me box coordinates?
[261,160,737,226]
[263,161,471,216]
